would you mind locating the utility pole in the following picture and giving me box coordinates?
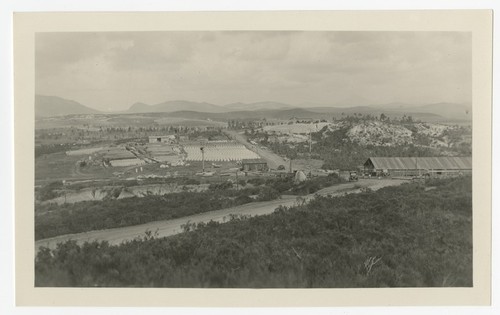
[236,170,239,190]
[309,129,312,154]
[415,156,418,177]
[200,146,205,173]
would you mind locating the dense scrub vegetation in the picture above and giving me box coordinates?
[317,127,439,170]
[248,117,472,170]
[35,174,343,240]
[37,181,65,201]
[266,127,441,170]
[36,177,472,288]
[36,189,255,240]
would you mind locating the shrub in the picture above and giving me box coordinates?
[35,177,472,288]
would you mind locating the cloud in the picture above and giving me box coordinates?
[35,31,472,110]
[106,32,196,72]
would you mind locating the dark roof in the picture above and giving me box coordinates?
[365,157,472,170]
[241,158,267,164]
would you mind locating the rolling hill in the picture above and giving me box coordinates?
[128,100,294,113]
[410,103,472,121]
[165,108,327,121]
[35,95,471,123]
[368,102,472,121]
[307,106,444,122]
[35,95,101,117]
[224,101,293,111]
[127,100,227,113]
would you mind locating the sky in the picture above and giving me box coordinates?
[35,31,472,111]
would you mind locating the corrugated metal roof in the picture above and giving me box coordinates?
[365,157,472,170]
[242,158,267,164]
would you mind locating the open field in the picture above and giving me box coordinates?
[65,147,104,156]
[35,153,85,180]
[36,114,156,129]
[154,117,227,127]
[36,151,143,184]
[184,142,259,161]
[36,113,229,130]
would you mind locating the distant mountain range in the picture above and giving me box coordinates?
[128,100,227,114]
[35,95,472,122]
[35,95,101,117]
[224,101,293,111]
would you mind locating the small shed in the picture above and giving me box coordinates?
[241,158,268,172]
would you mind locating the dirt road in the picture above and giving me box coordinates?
[224,130,288,169]
[35,179,406,252]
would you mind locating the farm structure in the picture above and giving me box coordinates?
[146,144,182,163]
[103,146,145,167]
[241,159,268,172]
[148,135,176,144]
[184,142,260,162]
[363,157,472,177]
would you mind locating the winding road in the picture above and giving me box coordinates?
[35,178,406,252]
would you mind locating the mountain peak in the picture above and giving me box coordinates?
[35,95,100,117]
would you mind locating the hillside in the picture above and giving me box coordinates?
[35,177,472,287]
[411,103,472,121]
[127,100,227,113]
[255,118,472,170]
[224,101,293,111]
[35,95,100,117]
[368,102,472,122]
[164,105,447,122]
[166,108,326,120]
[307,106,444,122]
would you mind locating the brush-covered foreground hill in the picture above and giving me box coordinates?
[36,177,472,288]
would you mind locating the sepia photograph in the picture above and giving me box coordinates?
[12,10,493,308]
[33,30,474,288]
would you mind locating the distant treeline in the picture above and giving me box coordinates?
[36,176,472,288]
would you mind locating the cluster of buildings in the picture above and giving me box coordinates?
[147,134,472,179]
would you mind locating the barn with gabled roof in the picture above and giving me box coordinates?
[363,157,472,177]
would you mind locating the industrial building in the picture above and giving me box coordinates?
[363,157,472,177]
[241,158,268,172]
